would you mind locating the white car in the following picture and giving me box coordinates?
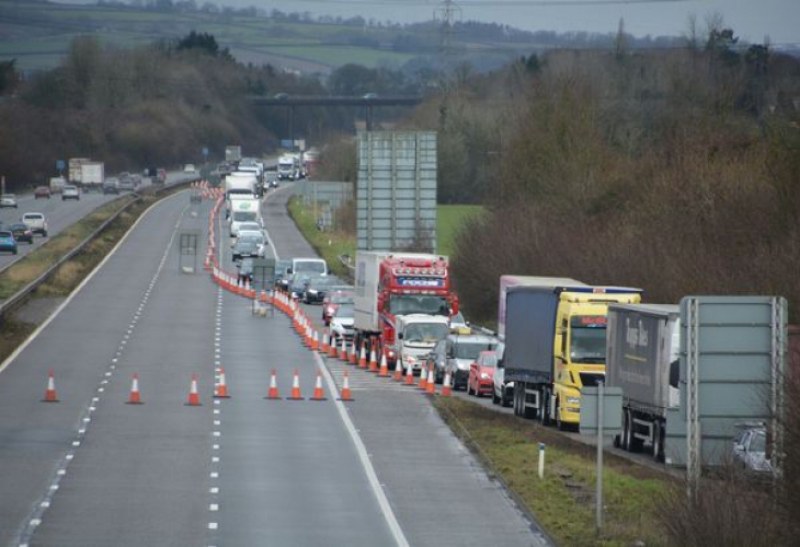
[492,342,513,407]
[0,194,17,208]
[62,185,80,200]
[183,164,196,173]
[22,212,48,237]
[329,303,355,342]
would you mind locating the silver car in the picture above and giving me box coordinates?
[732,425,772,473]
[428,332,499,389]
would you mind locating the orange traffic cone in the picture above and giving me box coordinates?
[214,367,230,398]
[312,330,320,352]
[321,332,330,354]
[266,369,281,400]
[287,369,303,400]
[186,374,201,406]
[358,343,367,368]
[441,369,453,397]
[329,335,339,358]
[338,337,347,361]
[311,370,327,401]
[43,369,59,403]
[425,365,437,395]
[366,347,377,371]
[378,351,390,377]
[348,340,358,365]
[404,362,415,386]
[418,366,428,391]
[393,356,404,381]
[127,373,143,404]
[339,370,354,401]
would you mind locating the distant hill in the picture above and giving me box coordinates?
[0,0,687,75]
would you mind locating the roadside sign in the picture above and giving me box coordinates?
[252,257,276,289]
[56,159,65,172]
[580,386,623,436]
[202,147,209,159]
[280,139,293,149]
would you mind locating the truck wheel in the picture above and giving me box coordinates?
[622,411,631,451]
[653,421,664,462]
[538,389,551,425]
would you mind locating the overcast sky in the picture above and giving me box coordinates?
[58,1,799,45]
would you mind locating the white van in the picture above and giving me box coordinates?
[290,257,328,277]
[229,197,262,237]
[225,172,258,199]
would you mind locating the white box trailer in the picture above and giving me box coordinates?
[606,303,681,461]
[80,162,104,191]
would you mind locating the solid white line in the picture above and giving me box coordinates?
[315,352,409,547]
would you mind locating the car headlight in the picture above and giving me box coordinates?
[480,372,490,380]
[403,354,416,365]
[457,362,469,371]
[387,350,396,359]
[308,289,318,294]
[567,397,580,406]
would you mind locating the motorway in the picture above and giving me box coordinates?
[0,183,549,545]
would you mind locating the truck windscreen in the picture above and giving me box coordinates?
[569,326,606,364]
[403,323,449,343]
[389,295,448,316]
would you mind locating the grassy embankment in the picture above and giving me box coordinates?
[286,199,485,277]
[288,197,671,545]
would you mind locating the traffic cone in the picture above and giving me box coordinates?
[441,370,453,397]
[358,343,367,368]
[339,370,354,401]
[311,330,319,352]
[425,365,437,395]
[311,370,327,401]
[367,346,377,371]
[339,337,348,361]
[368,347,379,372]
[186,374,201,406]
[214,367,230,398]
[329,335,339,358]
[43,369,59,403]
[348,340,358,365]
[404,362,415,386]
[127,373,143,404]
[418,365,428,390]
[378,351,390,377]
[321,332,330,354]
[266,369,281,400]
[393,356,403,381]
[287,369,303,400]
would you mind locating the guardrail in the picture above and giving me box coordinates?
[0,177,200,323]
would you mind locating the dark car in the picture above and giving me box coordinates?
[0,230,17,254]
[8,223,33,244]
[303,276,339,304]
[274,259,292,291]
[34,186,51,199]
[232,238,259,261]
[426,332,499,388]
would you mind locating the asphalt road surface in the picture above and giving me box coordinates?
[0,184,549,546]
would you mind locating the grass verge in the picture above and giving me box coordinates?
[434,397,671,546]
[287,195,356,280]
[437,204,485,257]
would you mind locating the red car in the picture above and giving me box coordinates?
[34,186,51,199]
[322,289,354,326]
[467,350,498,397]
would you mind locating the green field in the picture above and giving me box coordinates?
[0,1,518,73]
[437,204,484,257]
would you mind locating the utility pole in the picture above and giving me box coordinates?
[434,0,461,57]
